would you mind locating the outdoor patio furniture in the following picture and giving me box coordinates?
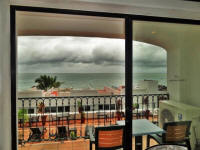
[147,121,192,150]
[89,125,125,150]
[117,119,165,150]
[56,126,68,140]
[28,127,45,142]
[146,144,188,150]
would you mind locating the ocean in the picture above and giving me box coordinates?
[17,73,167,91]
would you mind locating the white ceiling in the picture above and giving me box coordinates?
[17,10,200,51]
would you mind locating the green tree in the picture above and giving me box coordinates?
[35,75,62,91]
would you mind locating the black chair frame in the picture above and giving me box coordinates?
[28,127,44,142]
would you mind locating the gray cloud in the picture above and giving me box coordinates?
[132,42,166,73]
[17,36,166,73]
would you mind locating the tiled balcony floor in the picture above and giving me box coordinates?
[18,117,158,150]
[18,137,158,150]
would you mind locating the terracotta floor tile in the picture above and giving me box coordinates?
[18,117,158,150]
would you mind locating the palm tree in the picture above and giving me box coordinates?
[35,75,62,91]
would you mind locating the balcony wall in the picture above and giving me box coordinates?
[179,27,200,107]
[166,24,200,107]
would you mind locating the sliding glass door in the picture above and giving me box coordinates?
[132,20,200,150]
[15,10,128,150]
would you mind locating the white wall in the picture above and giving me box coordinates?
[0,0,11,149]
[167,47,181,101]
[167,24,200,107]
[179,27,200,107]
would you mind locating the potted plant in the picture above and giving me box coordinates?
[77,101,83,113]
[116,99,122,120]
[77,101,85,123]
[133,103,139,110]
[38,102,47,126]
[81,112,85,123]
[70,131,77,140]
[18,109,29,127]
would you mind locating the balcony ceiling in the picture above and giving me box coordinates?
[17,11,200,51]
[12,0,200,20]
[16,11,125,38]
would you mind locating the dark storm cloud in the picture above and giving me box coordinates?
[18,36,124,65]
[133,42,166,70]
[92,41,124,65]
[17,36,166,73]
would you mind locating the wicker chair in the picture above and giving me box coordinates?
[147,121,192,150]
[88,125,125,150]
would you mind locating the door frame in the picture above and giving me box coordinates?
[10,5,200,150]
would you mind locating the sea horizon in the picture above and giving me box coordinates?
[17,72,167,91]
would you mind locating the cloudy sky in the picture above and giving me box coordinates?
[17,36,166,73]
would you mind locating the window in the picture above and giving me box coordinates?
[51,107,57,113]
[45,107,50,113]
[99,104,103,110]
[65,106,70,112]
[58,106,64,112]
[28,108,34,114]
[84,106,90,111]
[104,104,109,110]
[110,104,115,110]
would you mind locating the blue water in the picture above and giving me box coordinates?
[17,73,167,91]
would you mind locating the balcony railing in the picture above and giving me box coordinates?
[17,93,169,145]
